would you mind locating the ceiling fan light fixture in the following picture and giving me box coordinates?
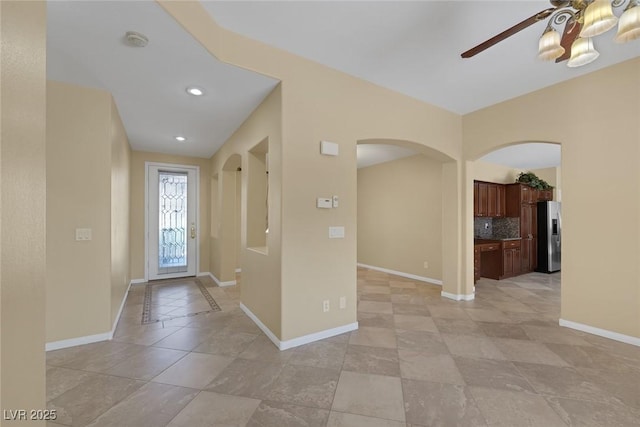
[615,1,640,42]
[538,28,566,60]
[580,0,618,38]
[567,37,600,67]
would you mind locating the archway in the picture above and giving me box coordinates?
[356,138,462,299]
[468,141,562,320]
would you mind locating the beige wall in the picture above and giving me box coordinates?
[129,151,210,280]
[110,99,131,326]
[464,58,640,338]
[530,166,561,201]
[358,155,443,280]
[161,1,462,341]
[46,81,131,342]
[473,160,520,184]
[210,86,282,336]
[0,0,47,418]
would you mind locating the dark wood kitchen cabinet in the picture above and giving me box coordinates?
[507,184,538,273]
[474,181,505,217]
[474,247,481,283]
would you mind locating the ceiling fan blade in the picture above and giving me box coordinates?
[461,7,557,58]
[555,19,581,62]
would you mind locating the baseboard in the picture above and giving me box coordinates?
[47,279,133,352]
[559,319,640,347]
[199,271,236,287]
[357,263,442,286]
[46,331,113,352]
[240,303,359,351]
[441,291,475,301]
[111,280,132,332]
[239,303,281,348]
[280,322,359,350]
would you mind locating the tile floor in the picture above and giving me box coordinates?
[45,269,640,426]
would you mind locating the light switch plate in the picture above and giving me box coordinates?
[329,226,345,239]
[320,140,339,156]
[317,198,333,209]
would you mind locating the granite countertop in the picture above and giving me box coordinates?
[474,237,521,244]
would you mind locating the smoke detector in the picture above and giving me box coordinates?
[124,31,149,48]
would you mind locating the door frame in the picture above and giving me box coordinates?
[145,161,200,281]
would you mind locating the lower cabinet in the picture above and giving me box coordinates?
[502,248,521,278]
[474,247,481,283]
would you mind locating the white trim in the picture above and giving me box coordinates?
[357,263,442,285]
[145,162,200,281]
[130,278,147,285]
[46,332,113,352]
[200,271,236,287]
[240,303,281,348]
[240,303,359,351]
[279,322,359,350]
[111,281,132,332]
[559,319,640,347]
[235,268,242,273]
[441,291,475,301]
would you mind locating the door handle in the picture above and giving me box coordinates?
[190,224,196,239]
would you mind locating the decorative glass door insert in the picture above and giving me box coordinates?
[158,172,188,273]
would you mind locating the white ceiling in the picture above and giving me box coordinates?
[47,1,279,158]
[204,0,640,114]
[357,144,417,168]
[46,1,639,163]
[479,143,561,169]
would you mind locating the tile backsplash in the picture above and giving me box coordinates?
[474,217,520,239]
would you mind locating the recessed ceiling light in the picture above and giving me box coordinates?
[175,136,186,142]
[186,87,204,96]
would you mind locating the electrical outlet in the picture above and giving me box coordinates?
[484,222,489,229]
[423,261,429,269]
[339,296,346,309]
[323,300,330,312]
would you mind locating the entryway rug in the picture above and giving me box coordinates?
[141,277,221,324]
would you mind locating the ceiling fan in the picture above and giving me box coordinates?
[461,0,640,67]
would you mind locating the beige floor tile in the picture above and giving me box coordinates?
[238,335,295,363]
[167,391,260,427]
[396,329,447,352]
[545,396,640,427]
[247,401,329,427]
[402,379,486,426]
[192,330,258,357]
[476,321,530,340]
[46,366,94,402]
[266,365,340,410]
[470,386,565,427]
[46,341,146,372]
[289,340,348,370]
[357,312,395,328]
[113,324,183,346]
[85,382,198,427]
[432,318,485,337]
[398,349,464,385]
[151,327,213,351]
[545,343,633,371]
[332,371,405,422]
[359,293,392,302]
[521,325,592,346]
[391,303,429,316]
[327,412,405,427]
[464,308,513,323]
[342,344,400,377]
[363,285,391,294]
[453,357,534,393]
[441,334,506,361]
[393,314,438,333]
[358,301,393,314]
[47,373,145,426]
[348,327,397,349]
[491,338,570,366]
[514,362,624,404]
[151,352,233,389]
[427,306,471,320]
[389,294,426,305]
[206,358,284,400]
[105,347,187,380]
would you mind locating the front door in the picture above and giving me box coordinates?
[146,163,198,280]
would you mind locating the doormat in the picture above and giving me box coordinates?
[141,277,221,324]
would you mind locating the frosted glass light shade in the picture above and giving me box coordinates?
[581,0,618,38]
[567,37,600,67]
[615,3,640,42]
[538,29,565,60]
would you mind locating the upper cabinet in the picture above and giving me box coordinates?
[474,181,505,217]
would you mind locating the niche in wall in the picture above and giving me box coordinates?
[247,138,269,252]
[211,174,219,238]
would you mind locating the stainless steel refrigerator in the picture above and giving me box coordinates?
[537,201,561,273]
